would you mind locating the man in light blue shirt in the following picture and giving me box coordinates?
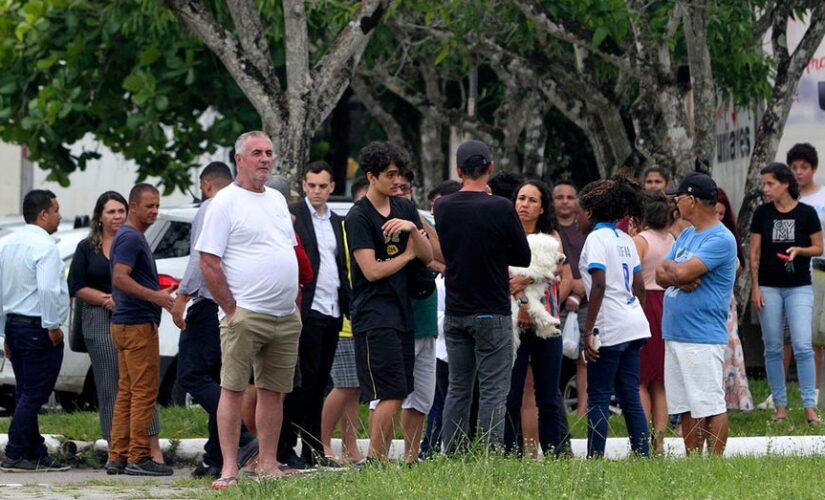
[0,189,70,472]
[657,172,736,456]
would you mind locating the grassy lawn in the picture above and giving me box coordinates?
[0,378,820,442]
[194,454,825,499]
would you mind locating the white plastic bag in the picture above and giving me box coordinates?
[562,312,580,360]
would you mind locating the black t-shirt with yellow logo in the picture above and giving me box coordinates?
[346,196,422,334]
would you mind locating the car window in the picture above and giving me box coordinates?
[153,221,192,259]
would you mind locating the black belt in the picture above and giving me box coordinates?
[6,314,42,326]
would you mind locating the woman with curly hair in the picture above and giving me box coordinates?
[578,176,651,458]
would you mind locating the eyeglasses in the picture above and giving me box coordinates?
[673,194,693,204]
[398,184,412,193]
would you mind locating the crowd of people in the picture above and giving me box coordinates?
[1,131,824,488]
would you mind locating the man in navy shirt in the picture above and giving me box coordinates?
[108,183,176,476]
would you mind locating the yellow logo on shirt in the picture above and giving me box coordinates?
[387,244,399,256]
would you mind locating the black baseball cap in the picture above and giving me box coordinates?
[456,140,492,168]
[666,171,718,202]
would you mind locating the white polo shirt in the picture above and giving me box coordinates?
[195,183,298,318]
[579,222,650,347]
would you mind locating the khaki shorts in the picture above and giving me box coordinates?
[219,307,302,393]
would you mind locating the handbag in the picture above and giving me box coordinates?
[68,300,87,353]
[562,311,580,359]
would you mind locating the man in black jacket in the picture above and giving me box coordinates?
[279,161,350,468]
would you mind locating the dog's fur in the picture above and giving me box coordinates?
[510,233,565,353]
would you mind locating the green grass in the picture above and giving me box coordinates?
[193,454,825,499]
[0,405,210,441]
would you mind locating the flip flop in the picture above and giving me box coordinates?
[771,414,786,423]
[211,476,238,490]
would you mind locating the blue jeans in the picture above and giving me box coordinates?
[504,332,570,456]
[442,313,513,453]
[420,359,448,458]
[586,338,648,458]
[4,316,63,460]
[178,300,254,467]
[757,285,816,408]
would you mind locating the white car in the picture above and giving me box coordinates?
[0,206,198,411]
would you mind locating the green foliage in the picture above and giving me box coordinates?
[0,0,358,193]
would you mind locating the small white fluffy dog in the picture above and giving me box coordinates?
[510,233,565,353]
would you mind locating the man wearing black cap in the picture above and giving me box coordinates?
[435,140,531,452]
[656,171,737,455]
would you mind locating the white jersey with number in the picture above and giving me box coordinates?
[579,223,650,347]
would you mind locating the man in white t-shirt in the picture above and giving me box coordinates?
[197,131,301,487]
[790,143,825,405]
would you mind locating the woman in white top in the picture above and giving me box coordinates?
[578,176,652,458]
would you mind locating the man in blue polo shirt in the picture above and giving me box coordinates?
[656,172,737,455]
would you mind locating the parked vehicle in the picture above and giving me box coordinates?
[0,206,198,412]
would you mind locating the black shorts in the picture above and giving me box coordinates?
[353,328,414,401]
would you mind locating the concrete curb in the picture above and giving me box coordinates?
[8,435,825,461]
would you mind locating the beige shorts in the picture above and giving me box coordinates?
[219,307,302,393]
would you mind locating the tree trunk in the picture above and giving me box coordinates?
[522,93,547,178]
[419,112,446,205]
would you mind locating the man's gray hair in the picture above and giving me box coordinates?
[234,131,271,157]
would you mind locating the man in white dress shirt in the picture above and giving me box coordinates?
[0,190,70,472]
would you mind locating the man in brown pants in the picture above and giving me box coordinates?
[108,183,176,476]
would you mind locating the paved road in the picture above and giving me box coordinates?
[0,467,207,499]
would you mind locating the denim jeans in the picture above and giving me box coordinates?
[757,285,817,408]
[178,300,254,467]
[504,331,570,456]
[587,338,649,458]
[441,313,513,453]
[420,359,449,458]
[4,315,63,460]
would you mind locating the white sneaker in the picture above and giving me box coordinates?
[756,394,775,410]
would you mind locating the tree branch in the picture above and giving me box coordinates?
[309,0,389,130]
[162,0,283,131]
[753,0,779,43]
[226,0,278,87]
[680,0,715,169]
[283,0,311,106]
[350,74,411,152]
[510,0,635,74]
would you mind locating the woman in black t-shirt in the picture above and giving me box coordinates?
[750,162,823,424]
[68,191,163,465]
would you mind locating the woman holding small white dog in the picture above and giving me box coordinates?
[579,176,651,458]
[504,180,573,457]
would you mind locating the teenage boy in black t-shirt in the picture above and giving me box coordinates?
[435,140,531,452]
[345,141,433,461]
